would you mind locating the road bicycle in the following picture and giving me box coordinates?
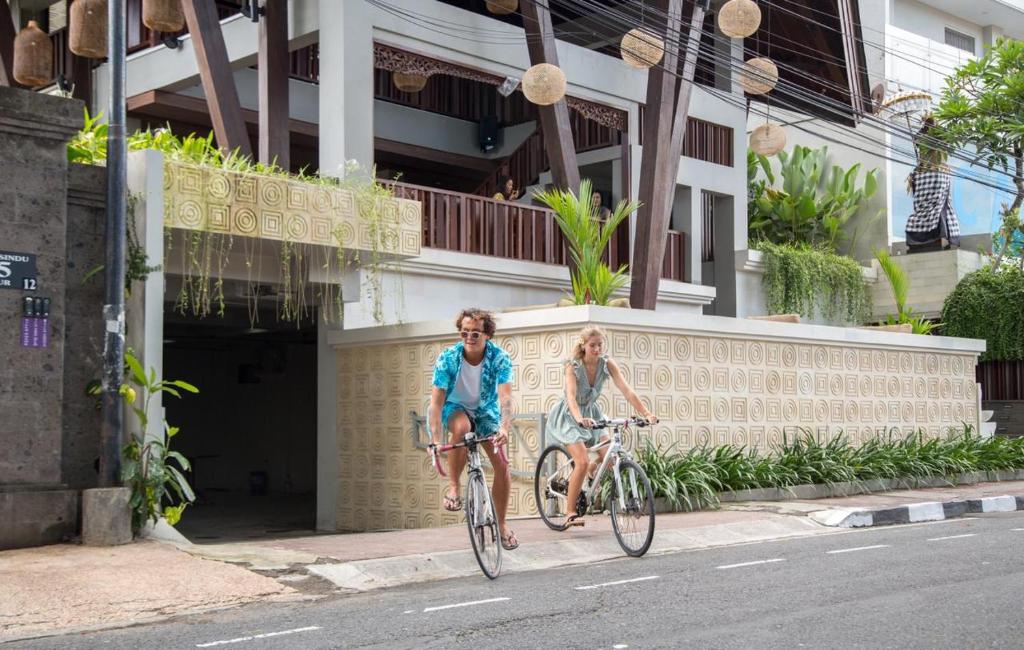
[533,416,656,557]
[430,432,508,579]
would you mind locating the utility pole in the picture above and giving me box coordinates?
[100,0,127,486]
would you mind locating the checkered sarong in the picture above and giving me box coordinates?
[905,169,961,241]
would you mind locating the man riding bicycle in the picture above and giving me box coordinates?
[428,308,519,550]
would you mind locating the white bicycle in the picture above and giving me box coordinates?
[533,416,656,557]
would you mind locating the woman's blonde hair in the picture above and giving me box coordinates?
[571,326,606,360]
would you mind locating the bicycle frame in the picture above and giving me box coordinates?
[545,417,647,513]
[430,432,507,527]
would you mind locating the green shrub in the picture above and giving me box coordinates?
[941,266,1024,361]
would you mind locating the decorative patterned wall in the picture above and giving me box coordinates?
[335,323,981,532]
[163,161,422,257]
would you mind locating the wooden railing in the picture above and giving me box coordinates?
[638,108,734,167]
[387,181,683,282]
[978,361,1024,401]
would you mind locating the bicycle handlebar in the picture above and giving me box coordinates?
[429,435,509,478]
[579,415,653,430]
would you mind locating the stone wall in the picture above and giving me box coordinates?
[331,306,985,532]
[0,87,83,549]
[62,164,107,489]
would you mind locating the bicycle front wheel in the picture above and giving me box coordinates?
[466,471,501,579]
[533,443,574,531]
[610,458,655,557]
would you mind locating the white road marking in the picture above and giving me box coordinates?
[927,533,977,542]
[574,576,660,591]
[423,597,510,612]
[403,610,414,614]
[1012,528,1024,532]
[826,544,890,554]
[613,645,630,649]
[716,558,786,570]
[195,626,321,647]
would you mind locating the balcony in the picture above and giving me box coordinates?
[388,181,686,283]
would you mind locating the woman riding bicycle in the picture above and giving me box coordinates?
[546,326,659,527]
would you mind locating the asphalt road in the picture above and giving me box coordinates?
[10,512,1024,649]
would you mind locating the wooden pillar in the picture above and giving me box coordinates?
[259,0,289,169]
[0,0,16,87]
[521,0,579,190]
[181,0,252,156]
[630,0,709,310]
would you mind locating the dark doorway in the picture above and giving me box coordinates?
[162,304,318,542]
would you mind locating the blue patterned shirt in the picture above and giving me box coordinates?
[432,340,513,431]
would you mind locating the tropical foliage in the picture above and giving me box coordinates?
[754,240,870,324]
[534,179,640,305]
[637,428,1024,511]
[748,146,880,251]
[941,266,1024,362]
[873,249,938,334]
[120,352,199,534]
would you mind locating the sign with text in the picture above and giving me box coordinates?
[0,251,38,291]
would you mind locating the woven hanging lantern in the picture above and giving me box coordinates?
[738,57,778,95]
[749,123,786,156]
[718,0,761,38]
[485,0,518,14]
[393,72,428,93]
[620,28,665,69]
[143,0,185,33]
[521,63,566,106]
[69,0,108,60]
[13,21,52,87]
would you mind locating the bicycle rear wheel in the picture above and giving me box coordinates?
[610,458,655,557]
[466,471,501,579]
[533,443,575,531]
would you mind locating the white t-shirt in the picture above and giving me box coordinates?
[449,359,483,414]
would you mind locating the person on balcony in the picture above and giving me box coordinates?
[592,190,612,220]
[493,176,520,201]
[905,117,961,253]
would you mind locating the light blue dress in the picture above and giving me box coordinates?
[546,356,609,447]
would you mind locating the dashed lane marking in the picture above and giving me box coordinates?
[716,558,786,570]
[826,544,890,555]
[574,576,660,591]
[927,533,977,542]
[423,597,510,612]
[195,626,321,647]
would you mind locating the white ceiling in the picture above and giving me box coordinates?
[915,0,1024,39]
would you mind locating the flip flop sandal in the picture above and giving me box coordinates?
[501,529,519,551]
[565,514,585,527]
[443,492,462,512]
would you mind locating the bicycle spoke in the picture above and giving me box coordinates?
[610,459,655,557]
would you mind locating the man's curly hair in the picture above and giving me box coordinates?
[455,308,497,336]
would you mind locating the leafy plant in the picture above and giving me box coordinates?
[120,352,199,534]
[942,265,1024,361]
[748,145,880,250]
[534,179,639,305]
[754,240,870,324]
[634,427,1024,511]
[874,249,938,334]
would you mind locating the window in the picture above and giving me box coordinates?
[944,28,976,55]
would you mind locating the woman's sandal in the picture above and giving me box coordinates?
[443,491,462,512]
[565,514,585,527]
[501,529,519,550]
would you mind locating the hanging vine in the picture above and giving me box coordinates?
[755,240,870,324]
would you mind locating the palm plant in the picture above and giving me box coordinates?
[875,249,938,334]
[534,179,640,305]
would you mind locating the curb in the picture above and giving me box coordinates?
[809,494,1024,528]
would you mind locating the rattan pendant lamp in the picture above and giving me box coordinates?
[486,0,518,15]
[718,0,761,38]
[13,21,52,87]
[522,63,566,105]
[142,0,185,33]
[392,71,428,93]
[69,0,108,60]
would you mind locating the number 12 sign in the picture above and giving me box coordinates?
[0,251,38,291]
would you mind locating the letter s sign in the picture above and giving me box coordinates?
[0,261,11,279]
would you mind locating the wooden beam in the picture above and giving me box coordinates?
[0,0,16,87]
[181,0,252,157]
[837,0,865,118]
[258,0,289,169]
[520,0,579,190]
[630,0,685,309]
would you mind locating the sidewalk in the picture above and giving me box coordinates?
[3,480,1023,642]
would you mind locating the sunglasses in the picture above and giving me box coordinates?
[460,330,484,341]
